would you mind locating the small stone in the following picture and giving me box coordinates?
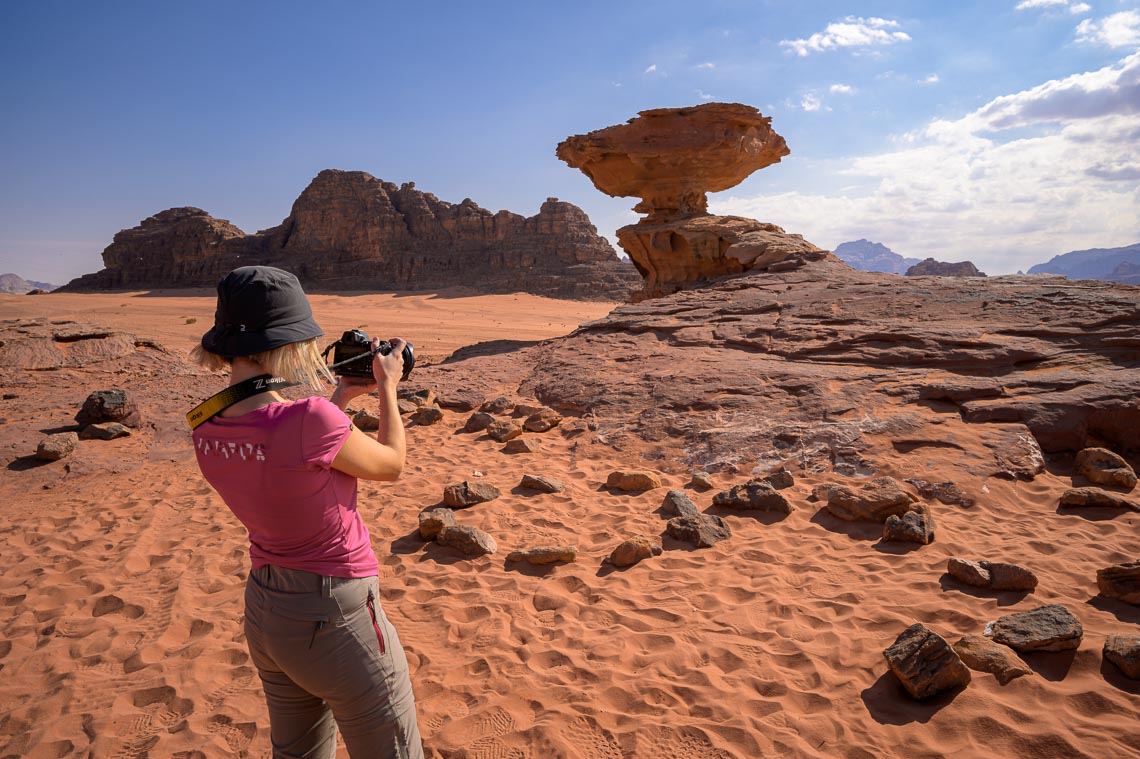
[506,546,577,565]
[353,409,380,431]
[948,558,992,587]
[810,483,840,503]
[1097,562,1140,604]
[989,604,1083,652]
[523,409,562,433]
[410,389,436,407]
[514,403,546,418]
[712,480,794,514]
[762,469,794,490]
[396,399,418,415]
[826,477,918,522]
[689,472,714,490]
[480,396,514,414]
[418,507,455,539]
[411,405,444,425]
[984,562,1038,591]
[75,389,141,427]
[502,438,537,454]
[464,412,495,433]
[1103,634,1140,679]
[436,525,497,557]
[666,514,731,548]
[1075,447,1137,490]
[436,389,485,412]
[608,536,662,567]
[661,489,701,518]
[883,623,971,699]
[443,481,501,508]
[882,508,935,544]
[606,471,663,492]
[486,420,523,443]
[905,479,976,508]
[36,432,79,461]
[953,635,1033,685]
[79,422,131,440]
[1059,487,1138,511]
[520,474,565,493]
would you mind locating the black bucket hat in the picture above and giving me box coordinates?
[200,266,323,357]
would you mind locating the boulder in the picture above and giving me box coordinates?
[436,389,485,412]
[688,472,715,490]
[79,422,131,440]
[952,635,1033,685]
[883,623,971,699]
[904,479,976,508]
[464,412,495,433]
[826,477,917,522]
[661,489,701,518]
[409,389,436,407]
[514,403,548,418]
[712,480,794,514]
[1059,488,1138,511]
[606,471,663,492]
[1075,447,1137,490]
[1103,634,1140,679]
[762,469,794,490]
[75,389,141,428]
[1096,562,1140,604]
[486,421,523,443]
[666,514,731,548]
[36,432,79,461]
[905,258,986,277]
[480,396,514,414]
[502,438,537,454]
[947,558,992,587]
[437,525,497,557]
[988,605,1083,652]
[353,409,380,431]
[506,546,577,565]
[608,536,662,567]
[396,399,418,415]
[947,558,1037,591]
[411,405,444,426]
[519,474,565,493]
[882,508,935,544]
[523,409,562,433]
[418,507,456,540]
[442,481,501,508]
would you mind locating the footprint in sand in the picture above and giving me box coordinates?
[91,594,145,619]
[205,714,258,752]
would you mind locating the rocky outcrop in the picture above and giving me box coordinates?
[557,103,830,301]
[59,172,638,301]
[905,258,986,277]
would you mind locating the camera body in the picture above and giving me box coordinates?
[328,329,415,380]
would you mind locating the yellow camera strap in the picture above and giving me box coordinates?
[186,375,298,430]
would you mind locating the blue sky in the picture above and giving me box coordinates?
[1,0,1138,283]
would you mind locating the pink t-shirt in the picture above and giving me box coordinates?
[192,396,379,578]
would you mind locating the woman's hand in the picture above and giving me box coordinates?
[330,375,377,411]
[372,338,407,392]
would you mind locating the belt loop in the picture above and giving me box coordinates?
[322,575,332,598]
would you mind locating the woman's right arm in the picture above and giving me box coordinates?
[330,339,408,481]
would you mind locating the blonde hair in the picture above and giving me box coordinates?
[191,338,334,392]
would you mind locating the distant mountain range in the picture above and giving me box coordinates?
[0,273,58,294]
[833,240,920,274]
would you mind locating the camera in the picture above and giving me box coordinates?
[324,329,415,381]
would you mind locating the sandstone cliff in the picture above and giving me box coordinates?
[60,171,638,300]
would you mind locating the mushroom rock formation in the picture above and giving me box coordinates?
[557,102,829,301]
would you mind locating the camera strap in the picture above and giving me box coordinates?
[185,374,298,430]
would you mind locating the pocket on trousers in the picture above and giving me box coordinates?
[366,589,387,655]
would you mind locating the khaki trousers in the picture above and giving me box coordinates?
[244,565,424,759]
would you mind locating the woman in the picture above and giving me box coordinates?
[190,265,424,758]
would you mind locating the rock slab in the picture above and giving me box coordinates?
[953,635,1033,685]
[606,471,663,492]
[36,432,79,461]
[1096,562,1140,604]
[666,514,731,548]
[1103,634,1140,679]
[712,480,794,514]
[989,605,1083,652]
[418,508,456,540]
[443,481,501,508]
[827,477,917,522]
[506,546,577,565]
[75,389,141,428]
[883,623,972,699]
[609,537,662,567]
[1075,447,1137,489]
[437,525,497,557]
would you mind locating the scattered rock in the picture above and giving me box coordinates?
[418,508,455,539]
[1103,634,1140,679]
[79,422,131,440]
[443,481,501,508]
[826,477,918,522]
[520,474,565,493]
[904,479,976,508]
[989,428,1046,481]
[661,489,701,518]
[1075,447,1137,490]
[712,479,794,514]
[883,623,971,699]
[1059,487,1138,511]
[396,399,418,415]
[352,409,380,431]
[502,438,537,454]
[480,396,514,414]
[486,420,523,443]
[810,483,840,503]
[523,408,562,433]
[947,558,1038,591]
[689,472,714,490]
[608,536,662,567]
[514,403,547,418]
[905,258,986,277]
[763,469,794,490]
[409,389,436,407]
[36,432,79,461]
[506,546,577,565]
[436,525,497,557]
[882,507,935,544]
[75,389,141,428]
[952,635,1033,685]
[947,558,992,587]
[666,514,731,548]
[1097,562,1140,604]
[411,405,444,426]
[436,389,485,412]
[606,471,663,492]
[988,604,1083,652]
[464,412,495,433]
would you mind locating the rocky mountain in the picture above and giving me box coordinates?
[1028,242,1140,283]
[0,274,58,294]
[905,258,986,277]
[58,170,639,301]
[833,240,920,274]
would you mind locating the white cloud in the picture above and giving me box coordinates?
[921,74,941,85]
[695,89,714,100]
[1016,0,1093,14]
[780,17,911,57]
[1069,2,1091,13]
[830,84,855,94]
[711,51,1140,274]
[644,64,658,74]
[801,94,822,111]
[1076,10,1140,47]
[696,62,716,70]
